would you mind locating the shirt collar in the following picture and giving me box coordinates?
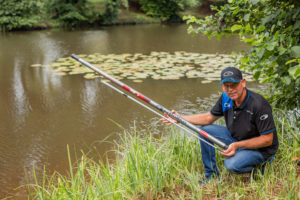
[233,89,250,109]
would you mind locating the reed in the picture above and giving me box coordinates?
[27,109,299,199]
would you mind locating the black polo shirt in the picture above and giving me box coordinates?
[210,89,278,160]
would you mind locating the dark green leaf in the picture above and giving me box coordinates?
[266,42,277,51]
[244,14,250,22]
[245,23,252,32]
[250,0,259,5]
[278,47,287,55]
[288,64,300,79]
[294,20,300,30]
[291,46,300,58]
[253,71,261,80]
[261,15,273,25]
[285,59,297,65]
[256,25,265,33]
[281,76,291,85]
[231,24,242,32]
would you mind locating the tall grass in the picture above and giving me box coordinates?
[27,110,299,199]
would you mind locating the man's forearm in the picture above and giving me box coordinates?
[182,112,218,125]
[235,133,273,149]
[220,133,274,157]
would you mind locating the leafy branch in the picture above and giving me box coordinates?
[184,0,300,109]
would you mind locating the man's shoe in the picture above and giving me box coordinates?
[198,174,219,186]
[198,176,210,186]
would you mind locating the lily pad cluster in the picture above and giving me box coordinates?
[31,52,254,83]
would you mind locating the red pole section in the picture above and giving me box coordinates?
[71,54,228,150]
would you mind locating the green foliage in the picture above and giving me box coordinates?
[0,0,42,31]
[45,0,99,26]
[138,0,201,21]
[120,0,129,9]
[101,0,121,24]
[184,0,300,109]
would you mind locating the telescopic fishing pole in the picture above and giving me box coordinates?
[101,80,220,150]
[71,54,229,150]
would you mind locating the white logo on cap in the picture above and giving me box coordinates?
[223,71,234,77]
[260,114,268,120]
[224,103,231,108]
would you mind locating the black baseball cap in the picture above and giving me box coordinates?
[219,67,243,85]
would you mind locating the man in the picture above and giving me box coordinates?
[161,67,278,183]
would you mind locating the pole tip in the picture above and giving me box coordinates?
[71,54,79,60]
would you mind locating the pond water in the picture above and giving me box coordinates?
[0,24,256,199]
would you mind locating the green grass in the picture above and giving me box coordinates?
[27,109,299,199]
[116,9,160,25]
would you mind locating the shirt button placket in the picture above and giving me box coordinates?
[233,111,237,120]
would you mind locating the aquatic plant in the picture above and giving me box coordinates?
[31,52,254,83]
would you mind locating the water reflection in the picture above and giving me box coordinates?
[82,30,109,53]
[81,79,102,127]
[34,32,66,64]
[12,57,31,131]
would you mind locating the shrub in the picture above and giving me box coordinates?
[101,0,121,24]
[138,0,201,22]
[0,0,42,31]
[45,0,98,27]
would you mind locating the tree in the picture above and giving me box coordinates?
[45,0,95,26]
[184,0,300,109]
[137,0,200,21]
[0,0,42,31]
[101,0,121,25]
[45,0,122,26]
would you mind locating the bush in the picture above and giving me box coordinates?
[101,0,121,24]
[0,0,42,31]
[138,0,201,22]
[45,0,99,27]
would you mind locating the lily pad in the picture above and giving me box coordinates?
[35,52,247,83]
[133,79,143,83]
[84,73,99,79]
[55,72,68,76]
[201,80,213,84]
[30,64,43,67]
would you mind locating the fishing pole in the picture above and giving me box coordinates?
[101,80,220,150]
[71,54,228,150]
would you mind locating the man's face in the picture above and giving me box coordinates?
[222,79,246,101]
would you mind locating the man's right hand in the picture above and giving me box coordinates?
[160,110,181,125]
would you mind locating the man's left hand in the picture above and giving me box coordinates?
[220,142,239,158]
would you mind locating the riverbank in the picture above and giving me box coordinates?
[43,6,210,29]
[27,109,299,199]
[114,5,210,25]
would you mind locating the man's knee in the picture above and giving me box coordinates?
[200,124,217,130]
[224,158,240,173]
[199,124,225,135]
